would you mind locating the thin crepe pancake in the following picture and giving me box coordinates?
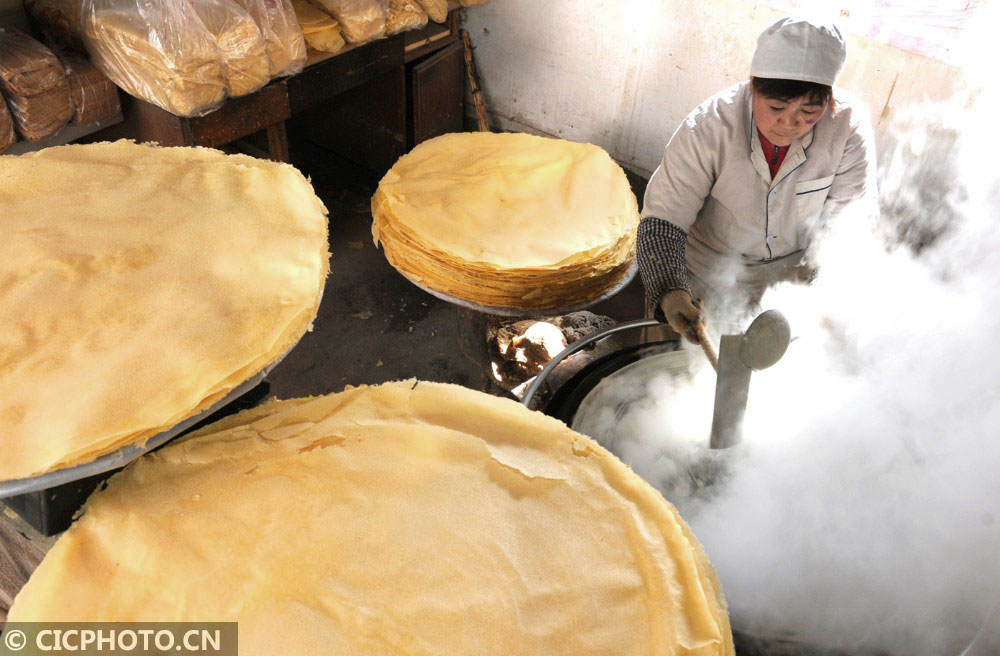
[9,381,734,656]
[0,141,329,483]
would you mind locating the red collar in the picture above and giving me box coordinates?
[757,130,789,179]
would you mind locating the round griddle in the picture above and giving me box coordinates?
[544,341,687,425]
[0,351,289,499]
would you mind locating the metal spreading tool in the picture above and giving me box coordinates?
[709,310,791,449]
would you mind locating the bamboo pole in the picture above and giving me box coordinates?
[461,29,490,132]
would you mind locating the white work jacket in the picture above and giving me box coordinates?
[641,81,876,297]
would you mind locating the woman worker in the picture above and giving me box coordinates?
[638,17,876,342]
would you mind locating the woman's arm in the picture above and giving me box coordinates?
[638,113,717,317]
[637,217,690,319]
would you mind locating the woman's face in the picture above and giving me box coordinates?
[752,91,827,147]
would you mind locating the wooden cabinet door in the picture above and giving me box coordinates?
[410,40,464,147]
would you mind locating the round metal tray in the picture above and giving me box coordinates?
[0,355,287,499]
[402,259,638,318]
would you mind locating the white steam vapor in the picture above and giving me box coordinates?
[583,66,1000,656]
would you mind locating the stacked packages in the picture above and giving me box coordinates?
[9,381,735,656]
[188,0,271,97]
[22,0,89,51]
[0,27,72,141]
[231,0,306,78]
[292,0,346,53]
[81,1,229,116]
[20,0,489,119]
[372,132,640,310]
[312,0,387,44]
[416,0,447,23]
[0,97,13,152]
[387,0,427,35]
[59,55,121,124]
[26,0,305,117]
[0,141,329,483]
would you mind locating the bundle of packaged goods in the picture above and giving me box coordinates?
[24,0,304,117]
[0,96,14,152]
[311,0,387,44]
[386,0,427,35]
[80,0,228,116]
[22,0,89,52]
[58,55,121,124]
[20,0,488,119]
[291,0,346,53]
[188,0,272,96]
[372,132,640,311]
[230,0,306,77]
[416,0,446,23]
[0,26,72,141]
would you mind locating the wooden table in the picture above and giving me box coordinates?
[0,508,50,625]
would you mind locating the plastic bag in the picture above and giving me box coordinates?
[386,0,426,35]
[312,0,386,44]
[231,0,306,77]
[189,0,271,96]
[81,0,227,117]
[0,27,73,141]
[59,55,120,124]
[415,0,446,23]
[0,97,15,152]
[23,0,88,53]
[292,0,346,53]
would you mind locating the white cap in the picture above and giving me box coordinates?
[750,18,847,87]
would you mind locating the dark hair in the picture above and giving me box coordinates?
[751,77,832,105]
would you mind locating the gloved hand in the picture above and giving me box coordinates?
[659,290,702,344]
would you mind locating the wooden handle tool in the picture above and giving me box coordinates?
[693,298,719,372]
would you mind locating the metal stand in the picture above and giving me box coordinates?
[709,335,751,449]
[406,261,639,395]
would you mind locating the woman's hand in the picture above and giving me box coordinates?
[659,290,703,344]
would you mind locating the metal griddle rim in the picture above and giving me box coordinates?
[399,259,638,317]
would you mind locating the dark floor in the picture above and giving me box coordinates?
[266,137,648,400]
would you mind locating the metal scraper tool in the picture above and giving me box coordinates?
[709,310,791,449]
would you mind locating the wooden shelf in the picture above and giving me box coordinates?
[4,113,123,156]
[88,8,462,164]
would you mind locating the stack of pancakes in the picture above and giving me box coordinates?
[9,381,734,656]
[372,132,639,311]
[0,141,329,483]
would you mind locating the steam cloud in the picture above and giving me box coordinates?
[581,68,1000,656]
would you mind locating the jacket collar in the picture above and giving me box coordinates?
[744,84,816,186]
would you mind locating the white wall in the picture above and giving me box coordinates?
[463,0,966,177]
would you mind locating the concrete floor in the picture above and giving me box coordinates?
[267,138,648,401]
